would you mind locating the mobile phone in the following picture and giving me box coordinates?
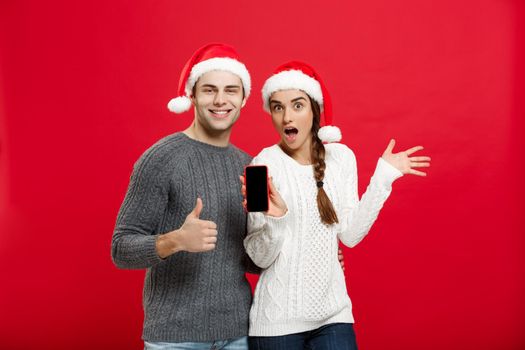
[244,165,269,212]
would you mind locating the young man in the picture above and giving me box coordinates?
[111,43,254,349]
[111,43,345,349]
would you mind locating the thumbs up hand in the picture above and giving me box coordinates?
[177,198,218,252]
[187,197,204,219]
[156,198,218,258]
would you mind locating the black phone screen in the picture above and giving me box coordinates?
[245,165,269,212]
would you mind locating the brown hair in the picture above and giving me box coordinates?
[310,97,339,225]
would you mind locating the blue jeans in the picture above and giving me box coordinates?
[144,336,248,350]
[248,323,357,350]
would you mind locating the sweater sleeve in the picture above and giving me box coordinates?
[244,211,291,269]
[111,147,169,269]
[243,154,291,269]
[337,145,403,247]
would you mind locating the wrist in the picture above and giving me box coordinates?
[278,207,288,217]
[375,157,403,185]
[267,207,288,218]
[264,209,288,218]
[156,230,184,258]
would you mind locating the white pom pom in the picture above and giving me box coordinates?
[318,125,342,143]
[167,96,192,113]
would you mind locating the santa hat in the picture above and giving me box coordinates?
[167,43,251,113]
[261,61,341,143]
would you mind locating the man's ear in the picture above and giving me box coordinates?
[241,97,247,108]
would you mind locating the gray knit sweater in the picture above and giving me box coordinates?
[111,132,254,342]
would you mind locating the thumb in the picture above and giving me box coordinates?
[384,139,396,155]
[188,197,203,218]
[268,177,279,197]
[268,177,275,194]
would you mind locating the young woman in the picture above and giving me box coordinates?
[240,61,431,349]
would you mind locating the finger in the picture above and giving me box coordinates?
[239,175,245,185]
[205,229,218,237]
[409,169,427,176]
[201,220,217,229]
[405,145,424,155]
[384,139,395,154]
[409,156,431,162]
[410,162,431,168]
[205,236,218,244]
[268,177,278,195]
[268,177,274,194]
[188,198,203,218]
[203,243,216,251]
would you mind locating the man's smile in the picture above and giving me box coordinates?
[209,109,233,118]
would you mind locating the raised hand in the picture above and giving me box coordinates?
[338,248,345,272]
[240,175,288,217]
[381,139,431,176]
[176,198,218,252]
[156,198,218,258]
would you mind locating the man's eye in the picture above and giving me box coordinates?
[203,88,213,93]
[226,89,239,94]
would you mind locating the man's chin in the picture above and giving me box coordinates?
[205,120,236,133]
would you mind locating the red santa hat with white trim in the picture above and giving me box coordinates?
[167,43,251,113]
[261,61,342,143]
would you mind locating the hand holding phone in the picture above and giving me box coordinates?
[242,166,287,216]
[244,165,269,212]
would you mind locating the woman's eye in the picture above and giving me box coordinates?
[294,103,303,109]
[273,105,283,112]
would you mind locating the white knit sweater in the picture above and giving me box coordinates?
[244,143,403,337]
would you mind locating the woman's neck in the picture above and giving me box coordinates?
[279,139,313,165]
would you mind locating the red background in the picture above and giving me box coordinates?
[1,1,524,349]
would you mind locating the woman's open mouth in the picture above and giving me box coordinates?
[284,127,298,142]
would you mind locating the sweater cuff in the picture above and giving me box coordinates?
[372,158,404,189]
[265,209,291,235]
[144,234,164,266]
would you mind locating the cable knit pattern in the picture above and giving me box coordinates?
[244,143,403,336]
[111,133,254,342]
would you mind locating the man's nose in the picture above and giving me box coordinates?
[214,91,226,105]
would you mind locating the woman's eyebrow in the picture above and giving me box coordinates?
[291,97,307,103]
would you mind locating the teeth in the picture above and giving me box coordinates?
[213,110,228,114]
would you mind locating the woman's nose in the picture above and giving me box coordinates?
[283,108,292,123]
